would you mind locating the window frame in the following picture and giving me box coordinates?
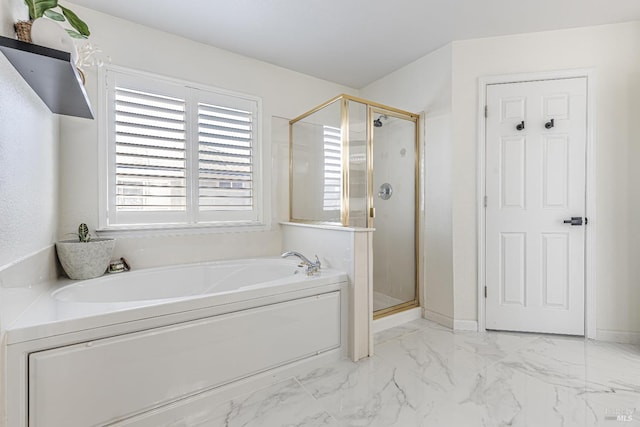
[98,65,265,234]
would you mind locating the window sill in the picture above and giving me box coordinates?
[96,222,269,239]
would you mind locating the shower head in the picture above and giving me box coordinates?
[373,114,388,128]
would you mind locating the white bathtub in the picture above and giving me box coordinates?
[5,258,348,427]
[53,258,337,303]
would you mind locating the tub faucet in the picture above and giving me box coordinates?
[281,251,321,275]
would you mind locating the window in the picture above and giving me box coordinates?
[100,67,262,230]
[323,125,342,211]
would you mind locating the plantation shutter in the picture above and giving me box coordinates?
[323,125,342,211]
[104,68,262,228]
[114,88,187,212]
[198,104,253,210]
[195,91,259,223]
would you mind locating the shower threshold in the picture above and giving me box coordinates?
[373,297,420,320]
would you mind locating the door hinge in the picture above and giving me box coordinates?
[484,286,487,298]
[484,105,488,118]
[369,207,376,218]
[484,195,487,208]
[585,217,588,225]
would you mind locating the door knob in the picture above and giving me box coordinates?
[545,118,555,129]
[516,121,525,131]
[563,217,583,226]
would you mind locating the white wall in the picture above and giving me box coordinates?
[0,2,59,423]
[451,22,640,337]
[0,1,59,272]
[363,22,640,338]
[58,6,356,269]
[362,45,455,323]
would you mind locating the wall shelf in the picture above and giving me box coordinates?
[0,35,93,119]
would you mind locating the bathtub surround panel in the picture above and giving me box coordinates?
[29,293,341,426]
[0,246,59,290]
[281,222,373,361]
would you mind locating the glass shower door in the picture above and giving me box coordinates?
[370,110,418,315]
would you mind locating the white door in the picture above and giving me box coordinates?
[485,78,587,335]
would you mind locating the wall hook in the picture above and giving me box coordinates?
[545,118,555,129]
[516,121,525,131]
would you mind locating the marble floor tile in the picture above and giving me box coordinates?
[193,378,338,427]
[181,320,640,427]
[296,356,449,426]
[374,318,449,346]
[373,325,539,392]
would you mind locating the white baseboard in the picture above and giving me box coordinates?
[423,308,454,329]
[373,307,422,333]
[454,319,478,331]
[596,329,640,345]
[422,309,478,332]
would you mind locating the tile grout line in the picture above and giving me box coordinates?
[293,375,342,425]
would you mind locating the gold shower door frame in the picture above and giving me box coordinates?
[289,94,421,319]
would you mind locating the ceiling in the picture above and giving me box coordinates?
[68,0,640,88]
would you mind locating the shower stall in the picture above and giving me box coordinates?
[289,95,420,318]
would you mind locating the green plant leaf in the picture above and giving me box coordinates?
[43,9,64,21]
[65,29,87,39]
[60,5,90,36]
[25,0,58,19]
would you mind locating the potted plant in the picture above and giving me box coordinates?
[16,0,90,42]
[56,223,115,280]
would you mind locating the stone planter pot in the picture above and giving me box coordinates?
[56,238,116,280]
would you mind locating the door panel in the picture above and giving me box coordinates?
[371,112,417,314]
[485,77,586,335]
[500,232,526,306]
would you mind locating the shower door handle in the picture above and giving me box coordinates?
[378,183,393,200]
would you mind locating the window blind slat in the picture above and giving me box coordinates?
[117,186,185,196]
[198,125,251,140]
[116,141,185,154]
[198,114,251,130]
[199,145,251,156]
[115,89,185,111]
[116,166,185,178]
[198,104,251,119]
[116,123,185,138]
[199,136,251,147]
[116,134,185,149]
[115,111,185,130]
[116,100,185,121]
[116,158,185,171]
[199,155,251,166]
[199,173,251,181]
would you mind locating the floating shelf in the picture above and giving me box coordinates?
[0,35,93,119]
